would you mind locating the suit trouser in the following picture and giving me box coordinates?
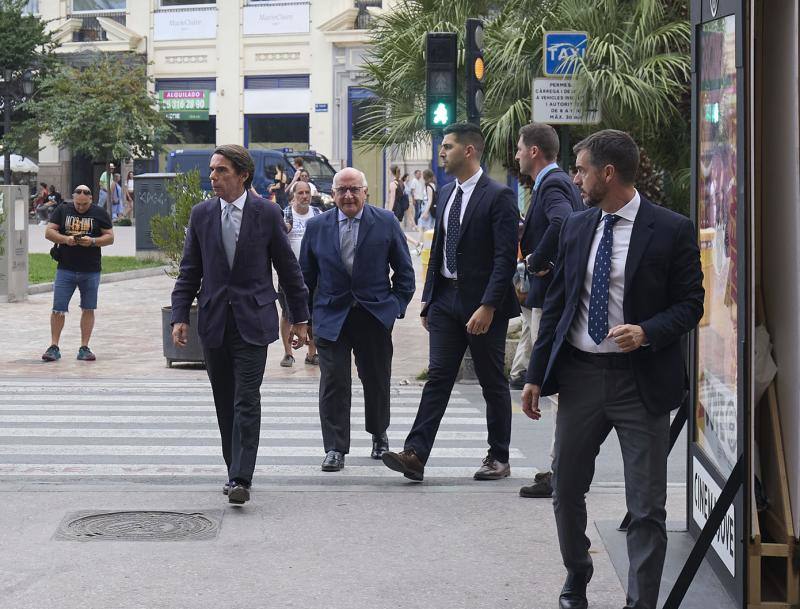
[315,306,392,453]
[405,282,512,464]
[510,306,543,378]
[553,348,669,609]
[203,307,268,486]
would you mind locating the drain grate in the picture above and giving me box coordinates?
[55,510,222,542]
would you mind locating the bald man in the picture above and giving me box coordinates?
[299,167,416,472]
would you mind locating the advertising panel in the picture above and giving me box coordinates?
[695,14,739,478]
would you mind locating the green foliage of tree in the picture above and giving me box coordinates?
[150,170,207,278]
[0,0,59,164]
[359,0,691,214]
[27,55,174,162]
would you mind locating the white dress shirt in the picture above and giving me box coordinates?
[219,190,247,242]
[441,167,483,280]
[568,190,641,353]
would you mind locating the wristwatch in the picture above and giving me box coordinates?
[91,237,96,246]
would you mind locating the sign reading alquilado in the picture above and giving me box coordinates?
[158,90,209,121]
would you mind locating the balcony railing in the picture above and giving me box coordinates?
[67,12,126,42]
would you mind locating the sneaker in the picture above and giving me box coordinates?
[280,354,294,367]
[41,344,61,362]
[77,346,96,361]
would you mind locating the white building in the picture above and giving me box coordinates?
[34,0,419,204]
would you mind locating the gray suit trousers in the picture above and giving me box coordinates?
[552,347,669,609]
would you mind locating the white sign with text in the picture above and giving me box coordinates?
[692,456,736,575]
[243,3,310,36]
[533,78,600,125]
[154,10,217,41]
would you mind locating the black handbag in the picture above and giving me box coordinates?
[49,244,61,261]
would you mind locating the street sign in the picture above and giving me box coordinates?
[532,78,600,124]
[158,90,210,121]
[314,103,328,112]
[543,31,588,77]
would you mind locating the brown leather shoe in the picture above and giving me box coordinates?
[473,454,510,480]
[519,470,553,498]
[381,449,424,481]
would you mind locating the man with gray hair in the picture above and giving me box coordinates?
[299,167,415,472]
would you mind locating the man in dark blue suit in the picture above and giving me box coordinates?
[382,122,520,481]
[171,145,309,505]
[513,122,585,499]
[521,130,704,609]
[300,167,415,472]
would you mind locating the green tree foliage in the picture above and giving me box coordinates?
[27,55,174,163]
[149,170,207,278]
[0,0,59,160]
[359,0,691,213]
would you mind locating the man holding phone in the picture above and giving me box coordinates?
[42,184,114,362]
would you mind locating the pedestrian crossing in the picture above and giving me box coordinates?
[0,379,534,482]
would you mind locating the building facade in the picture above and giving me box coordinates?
[34,0,399,203]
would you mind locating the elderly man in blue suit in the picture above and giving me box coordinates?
[171,145,309,505]
[299,167,415,472]
[522,130,704,609]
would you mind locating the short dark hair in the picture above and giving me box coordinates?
[518,123,559,161]
[443,122,485,157]
[573,129,639,184]
[213,144,255,189]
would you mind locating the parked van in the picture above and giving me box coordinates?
[165,148,336,207]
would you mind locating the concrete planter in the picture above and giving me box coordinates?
[161,305,205,368]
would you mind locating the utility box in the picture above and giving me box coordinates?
[134,173,176,252]
[0,185,29,302]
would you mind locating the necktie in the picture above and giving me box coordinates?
[445,187,463,274]
[221,202,237,269]
[340,217,356,275]
[587,214,620,345]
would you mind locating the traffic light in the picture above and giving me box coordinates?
[425,32,457,130]
[465,18,485,125]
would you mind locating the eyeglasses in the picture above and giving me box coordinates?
[73,189,91,195]
[334,186,365,196]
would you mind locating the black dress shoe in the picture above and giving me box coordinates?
[321,450,345,471]
[371,432,389,459]
[228,482,250,505]
[559,566,593,609]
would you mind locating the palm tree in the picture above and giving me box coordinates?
[359,0,691,212]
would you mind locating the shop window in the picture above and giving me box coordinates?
[160,0,215,6]
[247,115,309,150]
[72,0,125,12]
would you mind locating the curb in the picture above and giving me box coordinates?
[28,266,169,295]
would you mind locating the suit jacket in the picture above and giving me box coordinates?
[421,173,520,320]
[171,193,309,349]
[526,196,704,414]
[299,204,415,342]
[520,169,585,308]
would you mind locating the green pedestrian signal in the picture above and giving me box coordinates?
[425,32,457,130]
[432,102,450,125]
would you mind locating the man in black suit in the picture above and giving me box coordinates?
[382,122,520,481]
[171,145,309,505]
[521,130,704,609]
[513,122,585,499]
[299,167,415,472]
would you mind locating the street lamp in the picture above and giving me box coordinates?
[2,69,35,186]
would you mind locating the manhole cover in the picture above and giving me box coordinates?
[55,510,222,542]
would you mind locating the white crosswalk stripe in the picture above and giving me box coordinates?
[0,379,530,481]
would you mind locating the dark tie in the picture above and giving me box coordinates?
[445,187,463,274]
[588,214,620,345]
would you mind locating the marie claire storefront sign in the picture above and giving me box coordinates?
[154,9,217,41]
[243,2,310,36]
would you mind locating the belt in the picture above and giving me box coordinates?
[566,344,631,370]
[441,277,458,289]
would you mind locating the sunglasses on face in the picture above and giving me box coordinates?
[73,189,91,195]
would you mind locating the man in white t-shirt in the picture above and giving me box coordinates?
[409,169,426,222]
[278,180,321,367]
